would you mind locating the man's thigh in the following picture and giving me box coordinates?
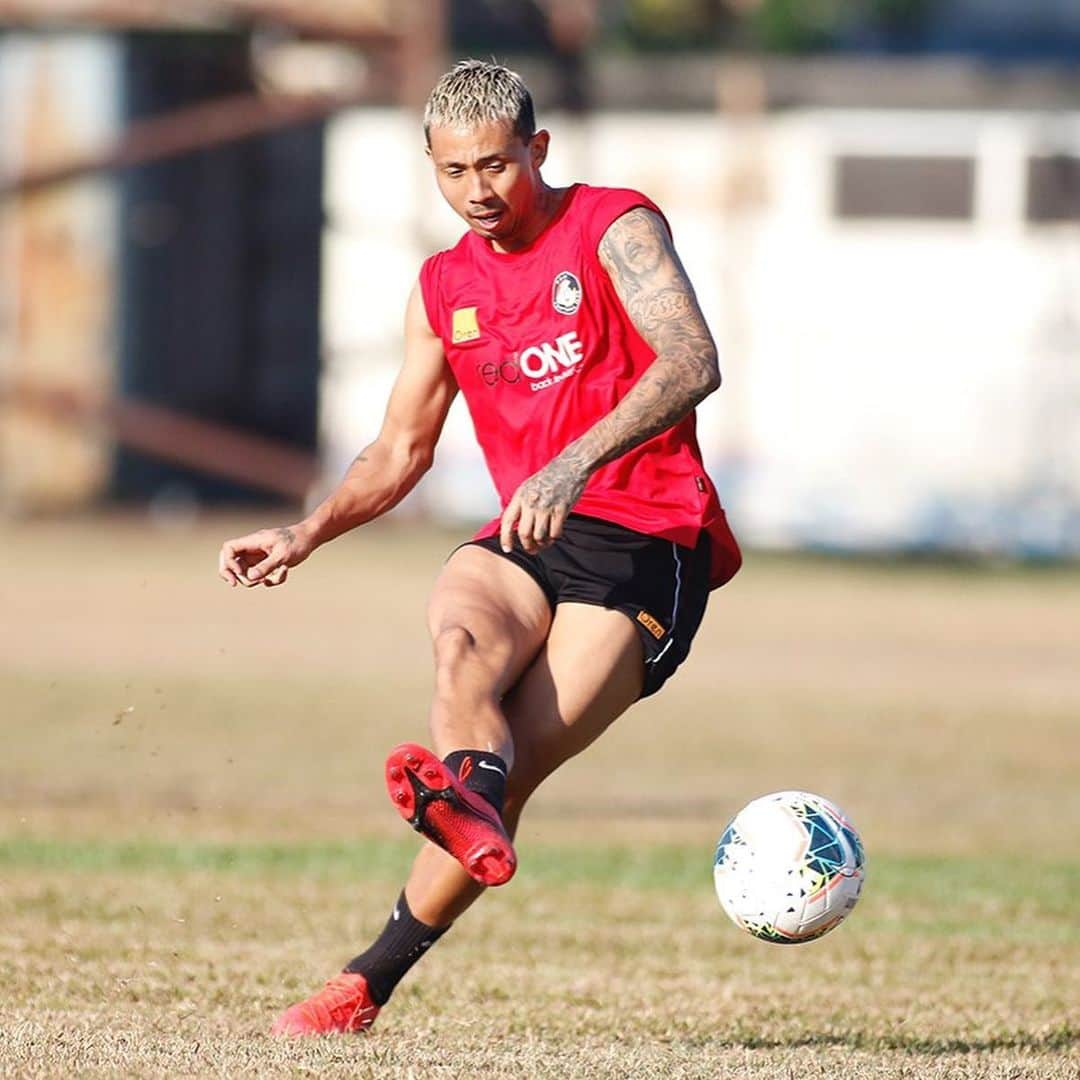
[503,602,644,793]
[427,543,553,697]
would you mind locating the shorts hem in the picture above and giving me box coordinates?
[457,537,558,611]
[552,596,681,700]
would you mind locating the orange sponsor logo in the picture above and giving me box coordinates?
[452,307,481,343]
[636,610,666,640]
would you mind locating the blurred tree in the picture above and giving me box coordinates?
[540,0,600,114]
[747,0,937,52]
[449,0,599,111]
[450,0,1074,58]
[450,0,550,51]
[746,0,845,52]
[602,0,939,52]
[618,0,739,48]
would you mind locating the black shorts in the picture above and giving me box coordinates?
[466,513,711,698]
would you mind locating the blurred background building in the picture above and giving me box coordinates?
[1,0,1078,554]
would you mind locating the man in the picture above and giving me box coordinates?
[217,59,740,1035]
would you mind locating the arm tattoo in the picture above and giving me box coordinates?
[508,209,720,519]
[557,207,720,474]
[516,455,588,529]
[348,441,377,471]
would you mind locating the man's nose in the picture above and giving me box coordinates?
[466,170,492,203]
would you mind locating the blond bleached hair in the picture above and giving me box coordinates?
[423,59,536,145]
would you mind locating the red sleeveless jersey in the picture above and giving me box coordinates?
[419,183,740,588]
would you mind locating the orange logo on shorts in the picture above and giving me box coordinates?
[636,610,666,640]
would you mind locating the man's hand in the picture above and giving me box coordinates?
[499,455,589,555]
[217,524,316,589]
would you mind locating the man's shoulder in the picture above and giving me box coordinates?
[422,229,474,271]
[574,183,662,213]
[571,185,668,252]
[575,182,655,203]
[418,232,478,337]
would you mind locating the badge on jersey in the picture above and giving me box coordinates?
[552,271,582,315]
[452,306,481,343]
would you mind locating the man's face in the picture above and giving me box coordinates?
[427,119,549,248]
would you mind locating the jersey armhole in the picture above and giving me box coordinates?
[585,191,672,258]
[418,255,444,342]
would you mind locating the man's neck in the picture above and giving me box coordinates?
[492,184,566,253]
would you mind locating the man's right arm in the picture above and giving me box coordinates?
[218,281,455,587]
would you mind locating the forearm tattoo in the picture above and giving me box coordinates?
[518,456,588,525]
[562,207,719,473]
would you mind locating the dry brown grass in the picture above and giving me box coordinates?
[1,855,1077,1078]
[1,514,1078,1077]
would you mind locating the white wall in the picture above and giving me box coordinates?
[322,106,1080,554]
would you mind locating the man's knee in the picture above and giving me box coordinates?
[432,623,474,665]
[432,625,496,706]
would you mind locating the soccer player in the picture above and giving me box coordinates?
[217,59,741,1035]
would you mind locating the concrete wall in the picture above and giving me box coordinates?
[323,104,1080,555]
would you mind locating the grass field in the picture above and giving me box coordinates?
[1,514,1078,1078]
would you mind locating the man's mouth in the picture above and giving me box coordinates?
[471,210,504,228]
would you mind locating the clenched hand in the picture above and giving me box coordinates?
[217,524,315,588]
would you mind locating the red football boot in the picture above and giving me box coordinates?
[270,972,380,1036]
[385,743,516,886]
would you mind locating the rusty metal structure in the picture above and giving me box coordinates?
[0,0,446,508]
[0,1,445,196]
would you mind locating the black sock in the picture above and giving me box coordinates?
[442,749,508,814]
[344,891,449,1005]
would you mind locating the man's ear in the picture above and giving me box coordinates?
[530,130,550,169]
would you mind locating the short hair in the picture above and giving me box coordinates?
[424,59,536,146]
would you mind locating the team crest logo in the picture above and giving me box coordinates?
[552,271,582,315]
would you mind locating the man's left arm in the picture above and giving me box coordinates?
[500,207,720,553]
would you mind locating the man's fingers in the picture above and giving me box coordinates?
[218,548,240,587]
[262,566,288,587]
[219,530,298,588]
[534,516,556,549]
[500,492,568,555]
[516,504,538,554]
[245,546,284,583]
[219,540,252,587]
[526,508,555,554]
[547,506,568,543]
[500,495,521,553]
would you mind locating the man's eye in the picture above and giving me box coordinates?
[446,168,464,179]
[486,162,505,173]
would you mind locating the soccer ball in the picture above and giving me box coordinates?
[713,790,865,944]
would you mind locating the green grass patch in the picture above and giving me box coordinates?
[3,833,1077,941]
[0,834,416,880]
